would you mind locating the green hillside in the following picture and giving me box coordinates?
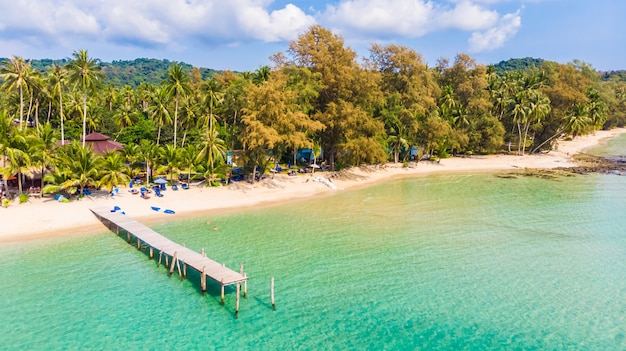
[0,57,221,87]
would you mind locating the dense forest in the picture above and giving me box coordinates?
[1,25,625,200]
[0,57,221,88]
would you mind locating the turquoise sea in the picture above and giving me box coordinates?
[1,136,625,350]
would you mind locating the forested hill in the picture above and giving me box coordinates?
[493,57,626,82]
[492,57,545,74]
[0,57,221,87]
[100,59,220,87]
[3,56,624,86]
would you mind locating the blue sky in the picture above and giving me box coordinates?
[0,0,624,71]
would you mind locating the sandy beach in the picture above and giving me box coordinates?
[2,128,624,243]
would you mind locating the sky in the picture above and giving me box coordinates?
[0,0,624,72]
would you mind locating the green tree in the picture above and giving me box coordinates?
[30,123,58,196]
[159,144,180,182]
[47,141,101,198]
[65,49,105,147]
[138,139,160,184]
[565,103,591,138]
[200,78,224,131]
[46,64,67,144]
[114,85,139,129]
[286,25,385,169]
[0,111,14,196]
[164,63,192,148]
[148,86,172,146]
[241,69,323,177]
[198,124,227,182]
[0,56,36,129]
[4,127,31,194]
[99,152,130,193]
[180,143,200,184]
[367,44,439,162]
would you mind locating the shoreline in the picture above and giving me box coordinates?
[2,128,625,244]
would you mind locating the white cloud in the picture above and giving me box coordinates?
[0,0,316,51]
[433,1,499,31]
[468,10,521,52]
[321,0,508,38]
[0,0,99,37]
[238,3,316,41]
[319,0,524,56]
[324,0,435,36]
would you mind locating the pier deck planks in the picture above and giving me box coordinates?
[91,208,247,286]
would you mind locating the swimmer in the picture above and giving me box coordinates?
[213,226,218,231]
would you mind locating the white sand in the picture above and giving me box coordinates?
[2,128,624,243]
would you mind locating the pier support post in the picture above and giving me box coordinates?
[201,248,205,257]
[271,277,275,309]
[201,267,206,293]
[240,263,243,274]
[221,280,225,305]
[183,263,187,279]
[137,239,141,250]
[235,283,240,315]
[243,273,248,298]
[158,250,162,268]
[169,252,177,275]
[127,232,130,243]
[150,248,153,260]
[176,258,182,281]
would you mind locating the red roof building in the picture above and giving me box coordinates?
[84,132,124,154]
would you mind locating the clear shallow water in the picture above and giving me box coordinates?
[1,137,625,350]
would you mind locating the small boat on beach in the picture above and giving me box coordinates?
[151,206,175,214]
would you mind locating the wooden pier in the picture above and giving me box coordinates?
[91,208,248,313]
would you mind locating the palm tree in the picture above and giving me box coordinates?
[148,86,172,145]
[138,139,160,184]
[99,152,130,193]
[48,141,101,198]
[163,63,191,148]
[565,104,591,138]
[178,95,200,147]
[0,111,14,196]
[114,85,137,128]
[0,56,33,129]
[47,64,67,144]
[253,65,271,85]
[180,143,199,184]
[4,128,32,194]
[24,70,43,127]
[121,142,142,182]
[201,78,224,131]
[159,144,180,182]
[198,124,227,181]
[65,49,104,147]
[30,123,58,196]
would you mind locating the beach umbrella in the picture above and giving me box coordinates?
[309,164,320,173]
[154,178,167,184]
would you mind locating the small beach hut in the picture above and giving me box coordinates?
[84,132,124,154]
